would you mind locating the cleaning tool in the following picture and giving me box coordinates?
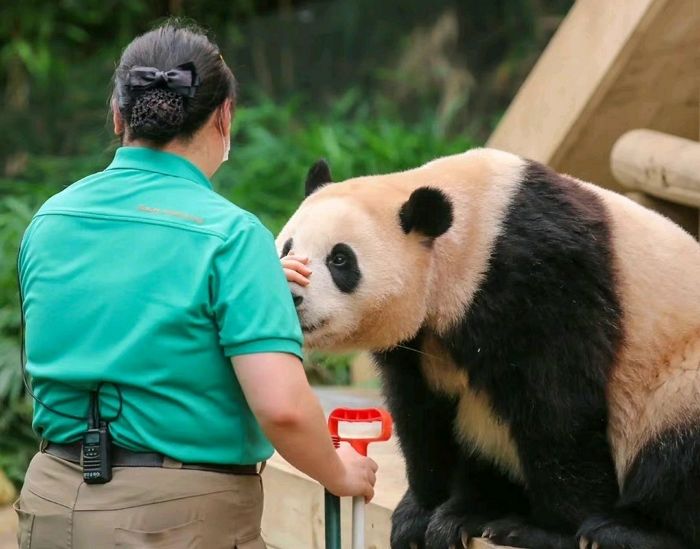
[325,407,393,549]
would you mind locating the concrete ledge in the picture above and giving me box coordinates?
[262,387,508,549]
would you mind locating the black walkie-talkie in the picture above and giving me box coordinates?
[82,392,113,484]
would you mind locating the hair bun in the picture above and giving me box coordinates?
[113,23,236,145]
[129,88,185,142]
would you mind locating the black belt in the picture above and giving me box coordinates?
[44,442,259,476]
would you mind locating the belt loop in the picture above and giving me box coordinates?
[258,461,267,474]
[162,456,183,469]
[39,439,48,453]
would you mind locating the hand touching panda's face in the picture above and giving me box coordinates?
[276,161,453,352]
[277,196,399,350]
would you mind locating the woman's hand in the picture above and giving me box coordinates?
[327,442,379,502]
[282,255,311,286]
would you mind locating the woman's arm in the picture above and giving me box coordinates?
[232,352,378,501]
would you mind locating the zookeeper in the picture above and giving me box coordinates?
[15,21,377,549]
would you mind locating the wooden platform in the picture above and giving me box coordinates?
[262,387,508,549]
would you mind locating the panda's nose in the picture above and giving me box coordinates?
[292,294,304,307]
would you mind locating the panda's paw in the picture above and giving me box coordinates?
[390,491,433,549]
[577,514,688,549]
[423,500,485,549]
[482,516,576,549]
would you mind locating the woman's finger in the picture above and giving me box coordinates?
[368,458,378,473]
[284,269,310,287]
[281,259,312,276]
[283,254,309,264]
[367,469,376,486]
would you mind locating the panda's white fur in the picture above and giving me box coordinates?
[277,148,700,548]
[584,181,700,481]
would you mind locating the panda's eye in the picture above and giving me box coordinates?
[331,253,347,267]
[326,243,360,293]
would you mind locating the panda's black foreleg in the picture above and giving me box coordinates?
[391,489,436,549]
[484,412,621,548]
[423,453,529,548]
[375,338,461,548]
[576,423,700,549]
[577,511,689,549]
[480,516,578,548]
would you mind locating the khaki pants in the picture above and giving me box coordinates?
[14,452,266,549]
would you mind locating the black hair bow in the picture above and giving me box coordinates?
[127,62,201,98]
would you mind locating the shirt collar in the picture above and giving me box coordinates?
[105,146,212,189]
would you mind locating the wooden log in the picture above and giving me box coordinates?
[611,129,700,208]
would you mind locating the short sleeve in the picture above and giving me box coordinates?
[211,216,303,359]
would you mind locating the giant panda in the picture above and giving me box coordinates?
[276,148,700,549]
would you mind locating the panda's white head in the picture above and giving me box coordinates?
[276,160,453,352]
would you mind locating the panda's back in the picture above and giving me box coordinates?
[583,181,700,481]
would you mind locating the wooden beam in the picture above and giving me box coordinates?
[488,0,667,163]
[611,129,700,208]
[488,0,699,190]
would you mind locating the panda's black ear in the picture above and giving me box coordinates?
[305,159,332,197]
[399,187,453,239]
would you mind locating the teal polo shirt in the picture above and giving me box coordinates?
[18,146,303,465]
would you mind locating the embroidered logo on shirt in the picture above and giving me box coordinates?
[138,205,205,225]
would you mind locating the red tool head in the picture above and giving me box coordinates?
[327,407,393,456]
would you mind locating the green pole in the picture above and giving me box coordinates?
[324,489,341,549]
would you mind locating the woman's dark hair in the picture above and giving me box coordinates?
[113,21,236,145]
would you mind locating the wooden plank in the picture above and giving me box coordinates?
[488,0,699,190]
[488,0,665,163]
[611,129,700,207]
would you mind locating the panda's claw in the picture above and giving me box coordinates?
[409,543,419,549]
[482,527,493,539]
[578,537,590,549]
[460,529,470,548]
[591,543,600,549]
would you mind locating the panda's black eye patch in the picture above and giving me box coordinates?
[326,243,361,293]
[280,238,293,258]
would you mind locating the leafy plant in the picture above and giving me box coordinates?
[0,195,47,486]
[217,91,476,233]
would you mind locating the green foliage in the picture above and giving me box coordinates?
[305,351,353,386]
[217,91,475,233]
[0,195,44,486]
